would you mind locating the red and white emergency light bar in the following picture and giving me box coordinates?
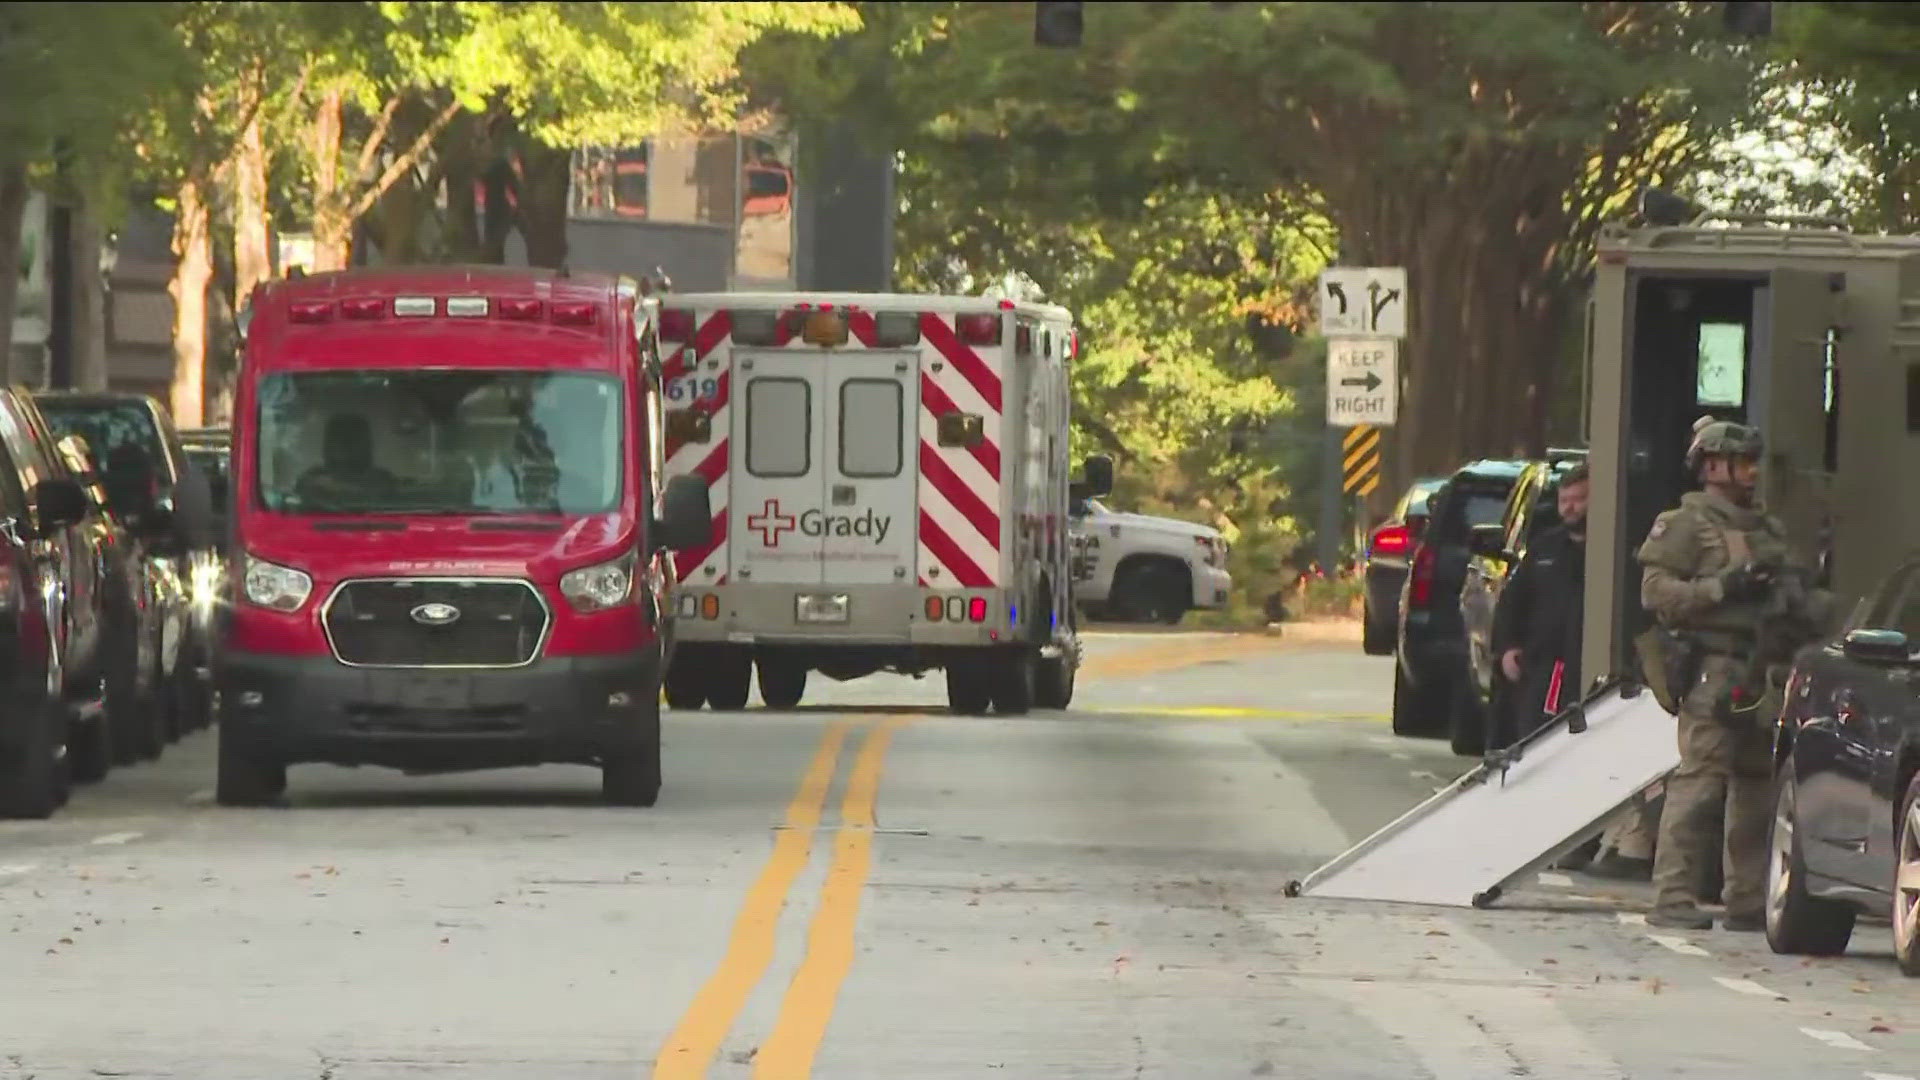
[281,295,603,326]
[655,299,1078,360]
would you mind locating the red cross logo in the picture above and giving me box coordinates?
[748,499,797,547]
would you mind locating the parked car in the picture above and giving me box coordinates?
[1363,476,1445,655]
[0,388,138,805]
[1391,459,1526,740]
[1455,449,1588,755]
[178,426,230,553]
[1766,555,1920,976]
[0,423,90,817]
[36,392,217,740]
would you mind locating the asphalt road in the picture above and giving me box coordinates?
[1,629,1915,1079]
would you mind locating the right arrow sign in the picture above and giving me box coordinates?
[1326,337,1399,427]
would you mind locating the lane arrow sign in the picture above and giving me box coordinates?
[1340,371,1382,392]
[1326,282,1349,315]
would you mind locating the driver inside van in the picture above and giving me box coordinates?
[295,412,400,507]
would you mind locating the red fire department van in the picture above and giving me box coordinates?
[215,267,711,807]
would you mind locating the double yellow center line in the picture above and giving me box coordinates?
[653,716,906,1079]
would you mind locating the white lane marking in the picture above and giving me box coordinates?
[0,863,37,876]
[185,788,213,805]
[90,831,142,846]
[1714,976,1787,1001]
[1647,934,1710,957]
[1537,872,1575,888]
[1410,770,1441,781]
[1864,1073,1915,1080]
[1615,913,1647,926]
[1801,1028,1874,1052]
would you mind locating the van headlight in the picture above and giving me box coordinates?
[242,555,312,611]
[561,552,636,613]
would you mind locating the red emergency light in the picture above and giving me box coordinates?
[550,301,595,326]
[339,297,384,320]
[955,313,1002,346]
[496,297,543,320]
[658,309,694,343]
[288,301,333,324]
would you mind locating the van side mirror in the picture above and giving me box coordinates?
[655,474,713,553]
[1469,523,1510,560]
[1081,454,1114,497]
[1841,628,1911,664]
[32,478,89,535]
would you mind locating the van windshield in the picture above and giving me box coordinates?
[255,370,623,516]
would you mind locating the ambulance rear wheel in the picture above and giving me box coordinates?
[1035,648,1075,709]
[707,648,753,711]
[663,654,708,710]
[991,648,1037,715]
[946,658,993,715]
[756,655,807,710]
[601,709,662,808]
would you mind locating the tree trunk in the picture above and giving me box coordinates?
[516,140,572,269]
[70,196,109,391]
[233,104,274,306]
[310,86,350,271]
[481,157,516,264]
[0,165,28,383]
[169,176,213,428]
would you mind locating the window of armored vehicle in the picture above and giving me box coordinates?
[1696,321,1746,408]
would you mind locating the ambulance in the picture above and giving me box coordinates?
[655,292,1112,715]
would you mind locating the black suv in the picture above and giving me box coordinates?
[36,392,217,739]
[1455,450,1587,755]
[1391,459,1526,740]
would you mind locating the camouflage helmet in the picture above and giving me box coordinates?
[1685,416,1764,473]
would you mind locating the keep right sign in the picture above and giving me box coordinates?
[1326,337,1399,427]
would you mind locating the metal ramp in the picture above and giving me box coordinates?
[1285,679,1678,908]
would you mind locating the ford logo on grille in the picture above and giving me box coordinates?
[409,602,462,627]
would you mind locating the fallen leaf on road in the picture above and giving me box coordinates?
[1425,929,1450,936]
[58,937,72,945]
[1647,978,1664,994]
[1869,1025,1893,1034]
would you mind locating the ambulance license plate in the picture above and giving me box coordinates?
[796,593,850,624]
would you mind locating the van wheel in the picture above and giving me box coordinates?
[1765,760,1856,957]
[0,693,67,819]
[946,657,993,716]
[1892,772,1920,976]
[991,648,1037,715]
[756,655,807,710]
[706,648,753,711]
[215,727,286,808]
[602,710,663,807]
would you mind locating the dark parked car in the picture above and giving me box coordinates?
[1455,450,1588,755]
[0,388,143,807]
[1363,477,1445,656]
[178,427,229,554]
[1765,557,1920,976]
[1392,459,1526,740]
[36,392,216,739]
[0,425,90,817]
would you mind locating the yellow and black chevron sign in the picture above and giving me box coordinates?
[1342,425,1381,497]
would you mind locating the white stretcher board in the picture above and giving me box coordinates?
[1286,681,1678,908]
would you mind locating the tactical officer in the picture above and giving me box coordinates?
[1637,417,1829,930]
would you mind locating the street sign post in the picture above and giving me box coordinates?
[1326,336,1398,427]
[1318,266,1407,338]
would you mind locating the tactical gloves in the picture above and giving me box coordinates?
[1718,563,1773,602]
